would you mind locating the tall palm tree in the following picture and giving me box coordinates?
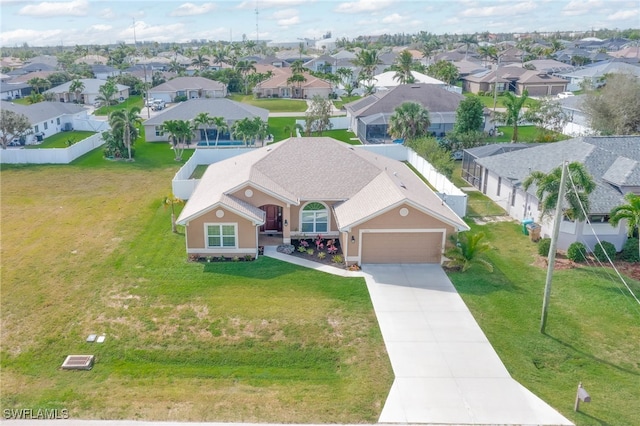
[426,60,459,87]
[477,45,498,67]
[392,50,416,84]
[231,117,252,147]
[459,35,478,60]
[28,77,51,94]
[291,59,306,74]
[193,112,214,145]
[191,52,210,71]
[609,193,640,259]
[354,49,382,85]
[109,106,141,161]
[523,162,595,221]
[211,116,228,147]
[501,90,529,142]
[445,231,493,272]
[387,102,431,141]
[235,60,256,94]
[286,73,306,99]
[69,78,85,103]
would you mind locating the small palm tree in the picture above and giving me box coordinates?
[193,112,214,145]
[161,119,192,161]
[500,90,529,142]
[445,231,493,272]
[109,107,141,161]
[286,73,307,98]
[388,102,431,141]
[163,193,184,233]
[523,162,596,221]
[69,78,85,103]
[610,193,640,260]
[392,50,416,84]
[211,116,228,147]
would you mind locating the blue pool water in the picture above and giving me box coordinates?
[197,140,245,147]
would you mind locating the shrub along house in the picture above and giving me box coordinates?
[176,137,469,264]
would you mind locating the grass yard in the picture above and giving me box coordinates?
[229,94,308,112]
[267,116,302,142]
[0,158,392,421]
[464,92,540,109]
[94,95,144,116]
[448,221,640,425]
[333,96,361,110]
[25,131,96,149]
[319,128,360,144]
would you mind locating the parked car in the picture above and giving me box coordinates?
[151,100,165,111]
[557,92,575,99]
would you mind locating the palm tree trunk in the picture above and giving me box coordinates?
[171,212,177,233]
[126,124,132,161]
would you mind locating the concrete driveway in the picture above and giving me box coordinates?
[363,264,573,425]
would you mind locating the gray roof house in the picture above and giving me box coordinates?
[148,76,227,103]
[1,100,87,145]
[344,84,468,143]
[556,60,640,91]
[469,136,640,251]
[175,136,468,264]
[46,78,129,105]
[143,98,268,143]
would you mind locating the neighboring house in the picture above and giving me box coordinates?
[344,84,467,143]
[608,46,640,62]
[46,78,129,104]
[556,60,640,91]
[6,70,56,85]
[452,60,487,78]
[0,100,87,145]
[371,71,446,90]
[556,94,592,136]
[304,55,338,73]
[461,143,537,190]
[0,82,30,100]
[515,59,575,74]
[142,98,268,143]
[466,136,640,251]
[253,70,332,99]
[148,76,227,103]
[463,67,568,96]
[74,55,109,65]
[91,64,120,80]
[176,137,469,264]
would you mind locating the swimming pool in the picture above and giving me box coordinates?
[197,140,245,147]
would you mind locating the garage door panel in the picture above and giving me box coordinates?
[362,232,442,264]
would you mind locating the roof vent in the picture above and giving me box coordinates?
[61,355,94,370]
[400,182,407,189]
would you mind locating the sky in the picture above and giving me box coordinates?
[0,0,638,48]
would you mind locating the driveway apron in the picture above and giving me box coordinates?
[363,264,573,425]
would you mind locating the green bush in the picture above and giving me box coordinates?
[620,237,640,262]
[538,237,551,257]
[174,95,188,102]
[593,241,616,262]
[567,241,588,262]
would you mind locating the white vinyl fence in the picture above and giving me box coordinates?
[173,144,467,218]
[295,116,350,131]
[0,133,105,164]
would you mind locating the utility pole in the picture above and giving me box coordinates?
[541,160,568,333]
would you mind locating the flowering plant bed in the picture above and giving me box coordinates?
[280,235,347,267]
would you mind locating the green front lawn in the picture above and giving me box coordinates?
[464,92,540,109]
[94,95,144,116]
[25,131,96,149]
[333,96,361,110]
[229,94,308,112]
[448,221,640,425]
[1,162,392,422]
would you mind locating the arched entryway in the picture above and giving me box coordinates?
[259,205,283,233]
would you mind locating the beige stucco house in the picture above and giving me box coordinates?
[176,137,469,265]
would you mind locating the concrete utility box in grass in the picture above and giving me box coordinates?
[527,223,541,242]
[61,355,94,370]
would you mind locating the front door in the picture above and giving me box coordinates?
[260,205,282,232]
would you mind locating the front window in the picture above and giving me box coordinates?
[155,126,164,136]
[34,125,39,133]
[301,202,328,233]
[206,224,236,248]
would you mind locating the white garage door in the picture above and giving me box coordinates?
[361,232,443,264]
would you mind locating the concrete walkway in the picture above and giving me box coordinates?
[364,264,573,425]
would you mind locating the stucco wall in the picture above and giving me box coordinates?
[185,206,257,256]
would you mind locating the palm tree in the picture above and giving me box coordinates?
[191,52,210,71]
[291,59,306,74]
[28,77,51,94]
[211,116,228,147]
[426,60,459,86]
[109,106,141,161]
[392,50,416,84]
[235,60,256,94]
[26,92,44,104]
[283,123,304,138]
[163,193,184,233]
[286,73,307,99]
[252,117,269,146]
[231,117,252,146]
[459,34,478,60]
[193,112,214,145]
[354,49,382,85]
[69,78,85,103]
[168,59,185,74]
[388,102,431,141]
[445,231,493,272]
[162,119,192,161]
[477,45,498,67]
[523,162,596,221]
[609,193,640,260]
[501,90,529,142]
[95,80,118,110]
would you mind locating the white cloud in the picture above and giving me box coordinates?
[237,0,307,9]
[382,13,404,24]
[0,28,64,46]
[335,0,395,14]
[272,8,297,19]
[99,8,116,20]
[18,0,88,17]
[277,16,300,26]
[90,24,112,31]
[562,0,604,16]
[119,21,186,43]
[460,1,536,18]
[607,9,639,20]
[170,2,217,17]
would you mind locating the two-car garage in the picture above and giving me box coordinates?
[359,230,446,264]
